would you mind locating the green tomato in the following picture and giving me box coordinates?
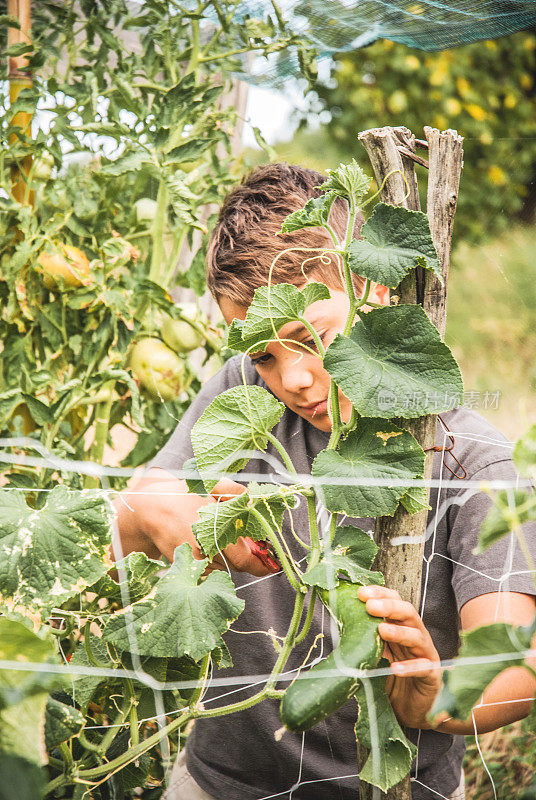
[33,150,55,182]
[161,315,204,353]
[128,338,187,401]
[135,197,158,223]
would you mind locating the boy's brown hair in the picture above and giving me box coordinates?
[206,163,365,305]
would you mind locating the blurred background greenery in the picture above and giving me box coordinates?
[245,29,536,442]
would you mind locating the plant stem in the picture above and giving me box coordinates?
[300,318,326,357]
[84,378,116,489]
[265,592,306,693]
[148,180,169,284]
[295,588,317,644]
[249,507,301,591]
[265,431,296,475]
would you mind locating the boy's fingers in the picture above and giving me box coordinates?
[390,658,441,681]
[365,597,423,627]
[224,537,277,577]
[358,585,400,601]
[378,622,425,651]
[211,478,246,501]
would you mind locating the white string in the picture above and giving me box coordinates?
[1,431,534,800]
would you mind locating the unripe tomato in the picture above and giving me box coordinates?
[161,315,204,353]
[128,338,187,401]
[135,197,158,224]
[37,244,91,289]
[9,403,36,435]
[33,150,55,182]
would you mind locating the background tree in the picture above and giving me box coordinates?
[310,30,536,243]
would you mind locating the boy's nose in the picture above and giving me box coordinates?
[280,356,314,394]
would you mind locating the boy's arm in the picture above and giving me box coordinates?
[357,585,536,734]
[111,467,275,576]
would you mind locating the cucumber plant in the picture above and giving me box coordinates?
[2,160,533,798]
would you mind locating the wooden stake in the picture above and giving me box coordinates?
[356,126,463,800]
[8,0,33,205]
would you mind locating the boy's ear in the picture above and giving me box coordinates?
[368,282,390,305]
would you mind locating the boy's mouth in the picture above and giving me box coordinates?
[298,398,328,417]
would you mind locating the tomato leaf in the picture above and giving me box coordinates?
[0,486,113,616]
[355,661,417,792]
[324,305,463,418]
[103,543,245,661]
[0,618,63,769]
[303,526,383,589]
[191,385,285,488]
[513,424,536,481]
[312,419,425,518]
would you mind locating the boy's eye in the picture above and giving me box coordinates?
[250,352,272,366]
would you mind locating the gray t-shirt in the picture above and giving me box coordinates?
[148,356,536,800]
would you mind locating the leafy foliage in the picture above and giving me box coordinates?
[312,419,425,518]
[228,282,330,353]
[103,544,245,661]
[348,203,442,287]
[312,32,536,243]
[324,305,463,418]
[191,385,285,486]
[355,663,417,792]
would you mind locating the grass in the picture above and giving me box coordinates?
[446,224,536,442]
[464,720,536,799]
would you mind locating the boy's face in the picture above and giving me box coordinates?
[219,283,388,432]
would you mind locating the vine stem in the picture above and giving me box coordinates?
[84,378,116,489]
[249,507,301,591]
[148,179,169,284]
[265,431,297,475]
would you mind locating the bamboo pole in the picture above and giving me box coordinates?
[356,126,464,800]
[7,0,33,205]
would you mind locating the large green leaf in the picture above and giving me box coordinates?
[194,483,293,560]
[431,620,535,722]
[312,419,425,518]
[227,283,330,354]
[191,385,285,487]
[355,661,417,792]
[478,489,536,552]
[0,756,44,800]
[513,424,536,481]
[44,697,85,750]
[320,160,371,206]
[348,203,441,288]
[280,193,337,233]
[103,544,244,661]
[0,617,63,707]
[323,305,463,418]
[0,485,113,615]
[303,526,383,589]
[0,618,62,770]
[91,551,164,604]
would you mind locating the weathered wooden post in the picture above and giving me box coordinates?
[356,126,464,800]
[7,0,33,206]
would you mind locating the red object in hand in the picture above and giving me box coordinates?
[244,537,280,573]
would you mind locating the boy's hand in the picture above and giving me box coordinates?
[112,469,278,577]
[357,585,443,730]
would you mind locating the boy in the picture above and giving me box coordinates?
[114,164,536,800]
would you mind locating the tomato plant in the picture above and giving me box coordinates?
[0,0,316,492]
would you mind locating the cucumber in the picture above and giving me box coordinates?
[279,582,382,732]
